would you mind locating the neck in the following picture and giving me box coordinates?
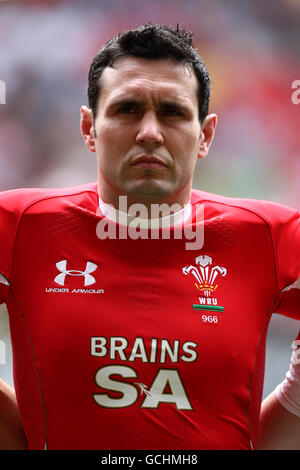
[98,195,192,229]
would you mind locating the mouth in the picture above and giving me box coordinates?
[130,154,168,169]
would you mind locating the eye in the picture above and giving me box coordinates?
[161,106,182,117]
[118,103,139,114]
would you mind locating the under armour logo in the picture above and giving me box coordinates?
[54,260,98,286]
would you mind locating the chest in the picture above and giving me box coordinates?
[9,217,276,375]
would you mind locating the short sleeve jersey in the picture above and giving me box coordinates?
[0,182,299,450]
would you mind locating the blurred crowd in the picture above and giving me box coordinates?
[0,0,299,207]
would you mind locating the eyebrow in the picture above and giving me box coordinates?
[108,97,192,114]
[110,98,144,109]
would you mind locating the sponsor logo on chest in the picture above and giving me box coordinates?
[45,259,104,295]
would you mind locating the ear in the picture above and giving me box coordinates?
[80,105,96,153]
[198,113,217,159]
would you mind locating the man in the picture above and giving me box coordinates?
[0,23,299,450]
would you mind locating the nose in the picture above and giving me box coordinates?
[135,111,164,147]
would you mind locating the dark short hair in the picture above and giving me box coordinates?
[87,23,210,123]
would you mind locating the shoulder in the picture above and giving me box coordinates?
[0,181,99,250]
[190,188,299,227]
[0,182,99,287]
[0,182,99,219]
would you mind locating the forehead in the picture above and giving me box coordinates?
[99,57,198,106]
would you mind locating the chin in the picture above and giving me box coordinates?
[125,181,174,203]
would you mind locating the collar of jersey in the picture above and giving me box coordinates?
[98,196,191,229]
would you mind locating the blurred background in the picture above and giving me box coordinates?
[0,0,299,400]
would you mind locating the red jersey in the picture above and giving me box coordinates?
[0,182,299,450]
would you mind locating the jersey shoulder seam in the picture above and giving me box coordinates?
[8,187,98,284]
[191,196,280,294]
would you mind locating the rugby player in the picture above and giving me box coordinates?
[0,23,299,450]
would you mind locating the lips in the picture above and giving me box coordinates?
[130,154,168,169]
